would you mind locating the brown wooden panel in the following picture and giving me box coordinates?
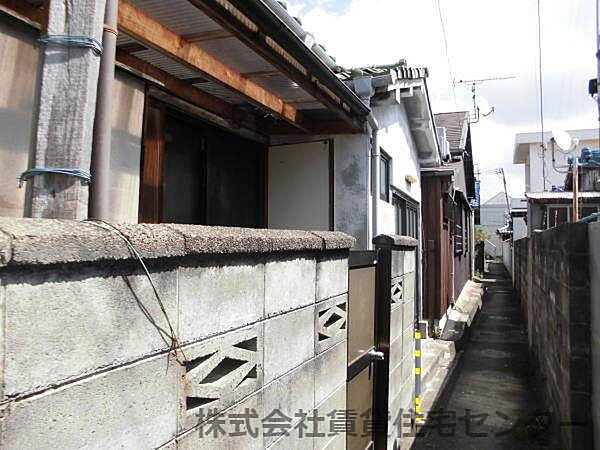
[139,99,164,223]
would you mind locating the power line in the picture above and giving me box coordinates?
[536,0,549,191]
[436,0,457,108]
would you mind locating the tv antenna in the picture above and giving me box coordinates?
[454,76,517,124]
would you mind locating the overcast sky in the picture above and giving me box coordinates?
[287,0,598,202]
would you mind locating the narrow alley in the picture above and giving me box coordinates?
[413,262,555,449]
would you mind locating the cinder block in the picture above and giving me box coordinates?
[265,255,316,317]
[178,258,264,343]
[390,304,403,342]
[2,353,179,449]
[402,300,415,333]
[389,373,414,416]
[3,266,177,397]
[389,335,403,373]
[263,359,315,446]
[403,272,416,302]
[179,323,264,432]
[391,250,405,278]
[316,254,348,301]
[177,390,264,450]
[403,251,416,274]
[315,294,347,354]
[314,340,346,406]
[314,384,347,450]
[264,305,315,383]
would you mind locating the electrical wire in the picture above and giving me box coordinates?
[536,0,550,190]
[436,0,458,108]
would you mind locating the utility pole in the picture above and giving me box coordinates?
[28,0,107,219]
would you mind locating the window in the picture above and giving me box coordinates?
[394,193,419,239]
[380,150,391,202]
[455,204,464,255]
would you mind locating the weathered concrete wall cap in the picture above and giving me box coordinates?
[373,234,419,249]
[0,218,356,267]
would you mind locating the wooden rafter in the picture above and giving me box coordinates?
[116,49,264,134]
[182,29,232,43]
[0,0,43,25]
[118,0,312,133]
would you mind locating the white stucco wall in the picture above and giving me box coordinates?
[373,102,422,237]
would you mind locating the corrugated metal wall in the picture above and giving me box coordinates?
[0,15,38,218]
[0,14,145,222]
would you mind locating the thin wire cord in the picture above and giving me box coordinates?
[436,0,458,108]
[537,0,549,190]
[85,219,188,365]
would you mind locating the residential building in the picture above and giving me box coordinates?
[514,129,599,192]
[479,192,511,257]
[421,111,476,330]
[0,1,458,449]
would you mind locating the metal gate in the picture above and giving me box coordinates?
[347,236,419,450]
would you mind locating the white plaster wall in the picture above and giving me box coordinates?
[374,103,421,204]
[373,103,422,237]
[590,222,600,450]
[333,134,370,249]
[513,217,527,240]
[268,141,330,231]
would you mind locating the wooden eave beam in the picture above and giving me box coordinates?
[116,49,264,135]
[0,0,43,26]
[118,0,313,133]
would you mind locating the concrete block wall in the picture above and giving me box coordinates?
[388,248,417,449]
[515,224,592,449]
[590,222,600,450]
[0,218,354,449]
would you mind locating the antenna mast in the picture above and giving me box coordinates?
[454,76,517,124]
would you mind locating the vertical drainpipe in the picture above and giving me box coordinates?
[353,74,377,247]
[90,0,118,219]
[369,113,380,246]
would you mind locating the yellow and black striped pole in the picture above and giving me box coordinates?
[414,330,425,425]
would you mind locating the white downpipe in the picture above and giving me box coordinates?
[369,113,380,247]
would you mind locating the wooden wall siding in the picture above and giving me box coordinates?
[139,100,164,223]
[421,175,457,324]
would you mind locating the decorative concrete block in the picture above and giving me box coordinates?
[178,258,264,343]
[315,294,347,354]
[314,384,347,450]
[316,254,348,301]
[180,323,264,432]
[2,354,179,449]
[264,305,315,383]
[265,255,316,317]
[314,340,346,406]
[263,358,315,446]
[177,390,264,450]
[3,265,177,397]
[391,275,404,307]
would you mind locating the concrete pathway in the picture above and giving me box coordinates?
[411,262,557,449]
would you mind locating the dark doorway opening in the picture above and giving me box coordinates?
[140,99,266,227]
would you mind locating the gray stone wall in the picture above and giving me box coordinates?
[0,218,354,449]
[590,222,600,450]
[514,224,592,449]
[388,249,417,449]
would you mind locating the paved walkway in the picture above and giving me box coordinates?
[412,262,556,449]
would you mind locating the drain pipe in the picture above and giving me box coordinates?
[90,0,118,219]
[369,113,380,245]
